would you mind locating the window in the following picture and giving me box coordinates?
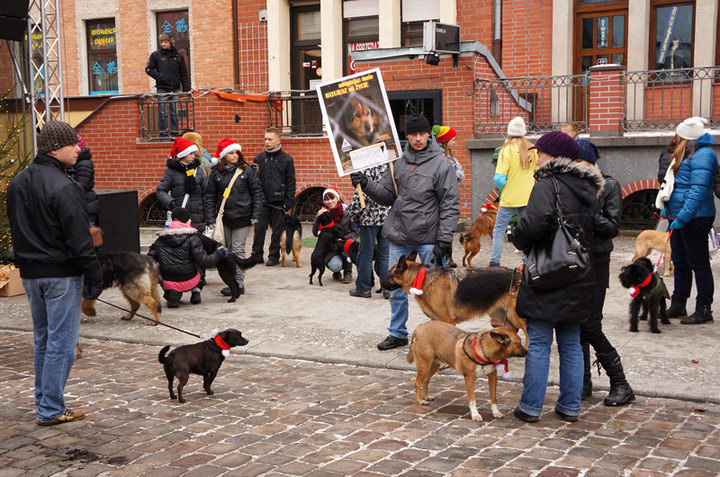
[344,0,379,75]
[650,1,694,70]
[401,0,439,47]
[86,18,118,95]
[156,10,191,78]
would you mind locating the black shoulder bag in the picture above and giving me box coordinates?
[522,176,591,290]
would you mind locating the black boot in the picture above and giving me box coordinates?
[581,342,592,400]
[167,290,182,308]
[666,296,688,318]
[597,351,635,406]
[342,259,353,283]
[680,303,714,324]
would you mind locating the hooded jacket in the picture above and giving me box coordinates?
[667,133,717,227]
[205,164,264,228]
[7,153,102,285]
[362,143,460,245]
[510,157,604,324]
[589,171,622,261]
[148,227,223,282]
[252,147,296,210]
[145,46,190,91]
[71,147,100,224]
[156,157,209,230]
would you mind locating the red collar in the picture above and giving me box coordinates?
[343,239,354,256]
[636,273,652,288]
[214,334,230,351]
[470,334,509,373]
[318,219,335,231]
[409,267,428,295]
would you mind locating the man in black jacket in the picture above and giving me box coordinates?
[251,127,296,266]
[145,33,190,137]
[7,121,103,426]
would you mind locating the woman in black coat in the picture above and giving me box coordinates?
[510,131,604,423]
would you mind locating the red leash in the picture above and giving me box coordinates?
[655,228,673,273]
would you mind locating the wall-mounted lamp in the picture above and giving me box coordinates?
[426,52,440,66]
[234,114,241,123]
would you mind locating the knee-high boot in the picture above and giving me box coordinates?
[597,350,635,406]
[342,258,353,283]
[581,342,592,400]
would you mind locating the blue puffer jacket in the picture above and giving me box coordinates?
[667,133,717,227]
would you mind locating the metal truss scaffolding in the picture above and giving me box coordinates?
[27,0,65,152]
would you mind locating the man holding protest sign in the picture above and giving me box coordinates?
[350,114,460,350]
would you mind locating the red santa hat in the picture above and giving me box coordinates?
[322,187,341,201]
[215,138,242,160]
[169,137,198,159]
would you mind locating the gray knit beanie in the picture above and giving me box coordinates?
[37,121,79,155]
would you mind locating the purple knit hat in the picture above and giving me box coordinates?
[529,131,580,159]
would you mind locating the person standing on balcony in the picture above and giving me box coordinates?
[251,127,296,267]
[489,117,538,267]
[145,33,190,137]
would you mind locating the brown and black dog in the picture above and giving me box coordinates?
[342,97,380,147]
[81,251,163,325]
[280,215,303,268]
[632,230,673,277]
[408,321,527,421]
[382,252,528,346]
[158,328,249,403]
[459,206,498,268]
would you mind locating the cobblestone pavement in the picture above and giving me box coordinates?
[1,331,719,477]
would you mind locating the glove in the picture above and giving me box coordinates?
[432,241,452,267]
[350,172,367,189]
[660,209,667,218]
[217,246,228,257]
[669,219,684,230]
[83,283,103,300]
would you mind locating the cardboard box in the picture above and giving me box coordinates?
[0,268,24,297]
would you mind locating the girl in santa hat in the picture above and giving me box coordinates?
[312,187,358,283]
[204,139,264,297]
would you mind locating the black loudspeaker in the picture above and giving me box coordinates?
[96,190,141,253]
[0,0,29,42]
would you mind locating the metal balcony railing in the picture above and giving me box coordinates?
[139,92,195,140]
[268,90,324,136]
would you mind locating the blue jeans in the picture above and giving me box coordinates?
[23,276,83,422]
[157,88,180,136]
[327,254,344,273]
[387,243,435,339]
[355,225,389,294]
[490,206,526,266]
[670,215,715,305]
[518,320,583,418]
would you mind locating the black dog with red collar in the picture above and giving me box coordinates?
[619,257,670,333]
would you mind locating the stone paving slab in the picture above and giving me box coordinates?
[0,331,719,476]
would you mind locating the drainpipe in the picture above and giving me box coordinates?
[492,0,502,66]
[232,0,240,89]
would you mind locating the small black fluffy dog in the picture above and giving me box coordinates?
[309,212,342,286]
[198,234,258,302]
[158,328,249,403]
[619,257,670,333]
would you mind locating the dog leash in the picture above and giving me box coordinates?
[95,298,202,339]
[654,228,673,274]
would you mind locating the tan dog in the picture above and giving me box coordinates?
[459,206,498,267]
[382,252,528,346]
[408,321,527,421]
[279,215,303,268]
[632,230,673,277]
[343,97,380,146]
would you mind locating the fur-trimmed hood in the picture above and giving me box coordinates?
[535,157,605,206]
[155,226,198,248]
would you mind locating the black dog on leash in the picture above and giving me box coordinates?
[198,234,258,302]
[309,212,342,286]
[619,257,670,333]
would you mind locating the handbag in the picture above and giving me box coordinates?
[655,158,675,210]
[212,168,242,245]
[522,176,591,290]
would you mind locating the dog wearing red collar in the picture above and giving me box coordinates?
[158,328,248,403]
[619,257,670,333]
[309,212,343,286]
[408,321,527,421]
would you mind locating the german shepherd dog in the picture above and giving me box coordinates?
[408,321,527,421]
[81,251,163,325]
[280,214,303,268]
[159,328,249,403]
[632,230,673,277]
[459,206,498,268]
[619,257,670,333]
[198,234,259,302]
[383,252,528,346]
[309,212,342,286]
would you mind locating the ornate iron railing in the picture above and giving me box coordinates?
[139,91,195,140]
[268,90,324,136]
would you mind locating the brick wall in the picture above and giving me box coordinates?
[499,0,553,77]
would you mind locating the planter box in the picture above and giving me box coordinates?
[0,268,24,297]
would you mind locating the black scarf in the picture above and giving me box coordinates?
[167,157,199,193]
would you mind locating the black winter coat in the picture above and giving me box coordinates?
[71,147,100,224]
[510,158,604,325]
[204,165,264,229]
[589,172,621,262]
[145,47,190,91]
[156,157,209,230]
[148,228,222,282]
[7,154,102,285]
[253,148,296,209]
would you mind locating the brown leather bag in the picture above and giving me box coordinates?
[89,225,103,247]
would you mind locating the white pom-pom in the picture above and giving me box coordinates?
[221,349,230,357]
[409,287,423,296]
[210,329,219,338]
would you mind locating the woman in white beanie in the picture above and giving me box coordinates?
[489,116,538,267]
[661,117,716,324]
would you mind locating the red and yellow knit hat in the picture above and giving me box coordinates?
[432,125,456,144]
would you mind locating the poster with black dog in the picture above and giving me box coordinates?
[316,68,400,176]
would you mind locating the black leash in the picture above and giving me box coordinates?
[95,298,202,339]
